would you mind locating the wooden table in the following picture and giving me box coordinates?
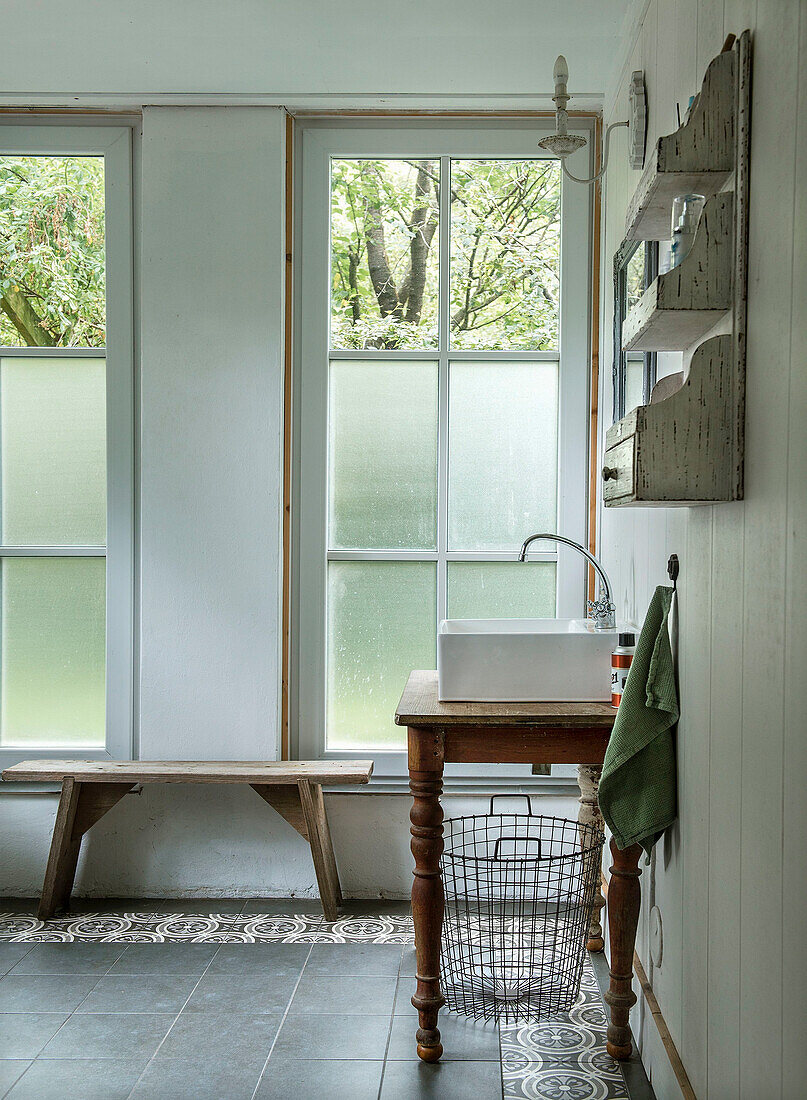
[396,670,642,1063]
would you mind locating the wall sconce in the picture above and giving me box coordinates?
[538,56,647,184]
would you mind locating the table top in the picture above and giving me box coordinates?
[395,670,617,729]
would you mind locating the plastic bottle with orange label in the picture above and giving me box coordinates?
[611,632,635,708]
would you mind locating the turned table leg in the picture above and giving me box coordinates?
[408,725,446,1063]
[577,764,605,951]
[604,838,642,1060]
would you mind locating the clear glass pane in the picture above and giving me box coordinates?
[448,361,558,551]
[450,160,560,350]
[329,360,437,550]
[327,561,435,750]
[625,246,646,310]
[0,156,105,348]
[625,355,645,413]
[447,562,556,619]
[1,356,106,545]
[330,159,439,350]
[0,557,106,746]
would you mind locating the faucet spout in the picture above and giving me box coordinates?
[518,532,616,631]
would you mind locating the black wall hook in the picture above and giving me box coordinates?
[667,554,679,591]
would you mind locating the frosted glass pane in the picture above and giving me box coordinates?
[450,160,560,350]
[1,357,106,545]
[448,361,558,551]
[329,360,437,549]
[624,355,645,413]
[448,563,556,619]
[0,156,106,348]
[331,159,439,349]
[1,558,105,747]
[327,562,435,750]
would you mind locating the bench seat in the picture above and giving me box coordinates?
[2,758,374,922]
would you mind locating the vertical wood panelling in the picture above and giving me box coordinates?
[738,4,798,1095]
[706,503,744,1097]
[781,10,807,1095]
[679,508,713,1096]
[601,1,804,1096]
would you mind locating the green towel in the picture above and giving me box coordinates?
[599,585,679,856]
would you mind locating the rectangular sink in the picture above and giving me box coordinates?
[437,618,618,703]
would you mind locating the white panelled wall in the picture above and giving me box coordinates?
[599,1,806,1096]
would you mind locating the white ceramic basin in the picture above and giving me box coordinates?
[437,618,618,702]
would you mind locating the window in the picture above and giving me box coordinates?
[0,125,133,767]
[295,121,592,779]
[612,239,658,422]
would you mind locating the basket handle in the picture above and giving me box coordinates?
[492,835,543,861]
[488,794,533,816]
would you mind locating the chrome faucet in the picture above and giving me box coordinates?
[518,533,617,631]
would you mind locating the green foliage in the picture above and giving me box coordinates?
[330,157,560,351]
[0,156,106,347]
[450,160,560,351]
[331,159,439,349]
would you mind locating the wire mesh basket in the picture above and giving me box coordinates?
[440,797,604,1023]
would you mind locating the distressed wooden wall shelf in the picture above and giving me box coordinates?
[605,31,750,508]
[603,335,741,505]
[625,48,735,241]
[623,191,733,351]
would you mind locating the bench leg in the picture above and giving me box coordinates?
[312,783,343,907]
[298,780,341,921]
[39,780,135,920]
[39,778,83,920]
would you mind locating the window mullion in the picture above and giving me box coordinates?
[436,154,451,627]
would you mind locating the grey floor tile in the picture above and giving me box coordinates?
[0,1013,69,1059]
[305,943,403,976]
[183,972,298,1015]
[290,972,396,1015]
[39,1013,174,1061]
[399,946,417,976]
[9,944,125,976]
[208,943,310,974]
[336,900,411,918]
[272,1012,390,1061]
[148,899,245,915]
[380,1059,503,1099]
[0,901,36,916]
[154,1012,280,1068]
[109,943,218,975]
[75,974,199,1014]
[6,1058,145,1100]
[0,975,99,1014]
[256,1056,384,1099]
[129,1059,262,1100]
[393,976,417,1016]
[66,899,159,915]
[0,1062,30,1098]
[0,949,32,978]
[241,898,325,917]
[387,1012,501,1062]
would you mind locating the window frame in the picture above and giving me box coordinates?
[0,123,134,769]
[292,119,594,785]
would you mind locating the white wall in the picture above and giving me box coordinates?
[0,0,622,104]
[138,107,285,762]
[598,1,806,1096]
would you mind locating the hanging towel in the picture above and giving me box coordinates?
[598,585,679,856]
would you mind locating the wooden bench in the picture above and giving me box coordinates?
[1,759,374,922]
